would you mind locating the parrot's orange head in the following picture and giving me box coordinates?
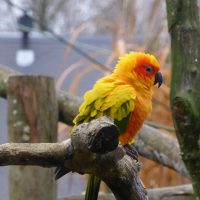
[114,52,163,89]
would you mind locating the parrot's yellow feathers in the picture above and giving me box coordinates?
[73,77,136,127]
[113,52,161,89]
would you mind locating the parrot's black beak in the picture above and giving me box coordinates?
[154,72,163,88]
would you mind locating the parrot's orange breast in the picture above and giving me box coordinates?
[118,93,152,144]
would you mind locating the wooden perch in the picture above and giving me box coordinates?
[0,117,148,200]
[0,125,194,200]
[0,128,193,200]
[0,117,193,200]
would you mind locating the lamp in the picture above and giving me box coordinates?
[16,12,35,67]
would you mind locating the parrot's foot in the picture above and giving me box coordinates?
[123,144,138,161]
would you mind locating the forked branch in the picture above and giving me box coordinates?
[0,117,148,200]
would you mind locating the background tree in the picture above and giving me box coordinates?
[166,0,200,198]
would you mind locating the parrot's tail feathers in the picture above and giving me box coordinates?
[85,175,101,200]
[55,165,70,180]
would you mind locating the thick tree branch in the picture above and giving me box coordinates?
[0,137,193,199]
[0,142,67,166]
[136,125,188,177]
[0,117,147,200]
[0,117,193,200]
[57,90,81,125]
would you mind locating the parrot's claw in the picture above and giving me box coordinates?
[123,144,138,161]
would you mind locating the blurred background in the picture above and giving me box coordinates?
[0,0,193,199]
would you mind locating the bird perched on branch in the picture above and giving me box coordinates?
[55,52,163,200]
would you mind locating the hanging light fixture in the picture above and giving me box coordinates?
[16,11,35,67]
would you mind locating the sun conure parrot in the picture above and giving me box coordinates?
[55,52,163,200]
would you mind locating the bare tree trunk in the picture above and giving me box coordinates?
[166,0,200,198]
[7,76,58,200]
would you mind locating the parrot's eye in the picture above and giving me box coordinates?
[145,66,153,73]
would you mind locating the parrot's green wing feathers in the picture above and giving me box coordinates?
[73,79,136,132]
[114,112,131,134]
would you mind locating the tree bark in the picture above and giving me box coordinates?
[0,142,193,199]
[0,117,148,200]
[166,0,200,198]
[7,76,58,200]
